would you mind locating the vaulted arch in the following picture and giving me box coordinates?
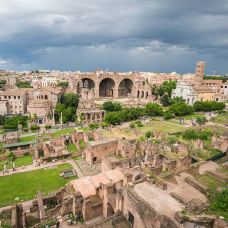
[99,78,115,97]
[118,78,133,97]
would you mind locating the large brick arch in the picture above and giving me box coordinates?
[77,73,136,98]
[81,78,95,89]
[99,78,116,97]
[118,78,134,97]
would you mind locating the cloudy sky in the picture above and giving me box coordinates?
[0,0,228,74]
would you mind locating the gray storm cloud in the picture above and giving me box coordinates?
[0,0,228,74]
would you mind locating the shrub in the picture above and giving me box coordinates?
[103,101,122,112]
[145,131,153,138]
[88,136,95,141]
[164,111,174,120]
[145,103,163,116]
[100,122,110,128]
[0,115,5,125]
[89,123,99,130]
[31,125,40,131]
[3,116,28,130]
[16,81,32,88]
[135,120,143,127]
[129,122,135,128]
[210,189,228,219]
[7,152,15,162]
[182,129,212,140]
[160,94,173,107]
[196,116,207,125]
[169,102,194,116]
[104,112,123,125]
[138,136,145,141]
[193,101,225,112]
[45,125,52,129]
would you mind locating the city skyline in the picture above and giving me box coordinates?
[0,0,228,74]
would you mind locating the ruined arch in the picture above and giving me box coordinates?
[77,78,95,95]
[81,78,95,89]
[99,78,115,97]
[118,78,133,97]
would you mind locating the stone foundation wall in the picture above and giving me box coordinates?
[184,177,208,194]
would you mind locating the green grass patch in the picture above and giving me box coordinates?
[79,140,86,150]
[73,156,82,161]
[67,144,78,153]
[196,174,227,193]
[214,112,228,125]
[195,149,222,160]
[209,189,228,221]
[183,113,205,120]
[77,126,89,132]
[0,155,33,171]
[51,128,76,138]
[19,135,36,142]
[0,163,75,207]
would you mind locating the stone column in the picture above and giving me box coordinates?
[52,109,55,126]
[113,86,119,98]
[94,81,99,99]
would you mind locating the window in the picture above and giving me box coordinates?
[14,96,16,99]
[18,96,20,99]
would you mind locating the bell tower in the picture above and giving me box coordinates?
[195,61,206,82]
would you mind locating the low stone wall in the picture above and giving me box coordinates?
[154,176,167,190]
[169,192,185,204]
[206,170,228,183]
[184,177,208,194]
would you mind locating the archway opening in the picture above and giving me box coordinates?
[77,78,95,95]
[81,78,95,89]
[118,79,133,97]
[99,78,115,97]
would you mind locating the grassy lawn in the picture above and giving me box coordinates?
[72,156,82,161]
[183,113,205,120]
[0,163,75,207]
[19,135,36,142]
[194,148,222,160]
[101,120,185,139]
[196,174,227,193]
[214,112,228,125]
[0,155,33,171]
[77,126,89,132]
[52,128,76,138]
[67,143,78,153]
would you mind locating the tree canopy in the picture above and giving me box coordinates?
[103,101,122,112]
[55,93,79,123]
[169,102,194,116]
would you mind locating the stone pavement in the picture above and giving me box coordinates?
[75,159,101,176]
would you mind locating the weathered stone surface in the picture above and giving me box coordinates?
[185,198,206,213]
